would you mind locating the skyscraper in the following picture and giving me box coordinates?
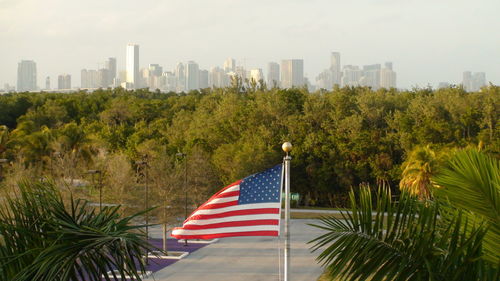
[472,72,486,91]
[126,44,139,88]
[267,62,280,87]
[316,69,334,90]
[462,71,472,91]
[185,61,199,91]
[97,69,109,88]
[105,57,117,87]
[342,65,363,87]
[362,64,381,89]
[380,62,396,89]
[250,69,264,85]
[281,59,304,88]
[199,69,209,89]
[223,58,236,73]
[209,67,227,88]
[45,76,50,90]
[175,62,185,92]
[331,52,341,73]
[81,69,98,88]
[17,60,37,91]
[57,74,71,90]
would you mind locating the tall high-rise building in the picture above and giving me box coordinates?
[463,71,486,92]
[199,69,209,89]
[145,64,163,89]
[267,62,280,87]
[57,74,71,90]
[175,62,185,92]
[209,67,227,88]
[462,71,472,91]
[162,71,177,92]
[126,44,139,88]
[362,64,381,89]
[281,59,304,88]
[380,62,396,89]
[97,69,109,88]
[17,60,37,91]
[472,72,486,91]
[45,76,50,90]
[316,69,335,90]
[105,57,117,87]
[81,69,98,88]
[342,65,363,87]
[223,58,236,72]
[250,69,264,85]
[330,52,341,73]
[185,61,199,91]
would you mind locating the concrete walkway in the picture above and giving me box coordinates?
[145,219,326,281]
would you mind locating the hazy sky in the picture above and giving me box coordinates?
[1,0,499,89]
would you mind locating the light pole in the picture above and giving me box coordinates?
[51,151,61,178]
[87,169,102,211]
[176,152,188,246]
[0,158,8,181]
[136,155,150,265]
[136,156,149,240]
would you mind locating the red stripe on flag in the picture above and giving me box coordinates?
[172,231,279,240]
[181,219,279,230]
[186,208,280,222]
[195,180,241,210]
[216,191,240,198]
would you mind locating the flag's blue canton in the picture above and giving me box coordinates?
[238,165,282,205]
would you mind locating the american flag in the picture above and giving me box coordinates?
[171,164,283,239]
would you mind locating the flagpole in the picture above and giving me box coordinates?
[282,142,292,281]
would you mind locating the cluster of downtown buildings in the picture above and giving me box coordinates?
[7,44,488,93]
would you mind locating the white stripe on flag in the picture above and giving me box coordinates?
[192,202,281,216]
[172,225,279,236]
[184,214,279,225]
[220,185,240,194]
[204,196,239,205]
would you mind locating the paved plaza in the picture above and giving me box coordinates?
[145,219,326,281]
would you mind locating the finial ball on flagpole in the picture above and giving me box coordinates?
[282,142,293,153]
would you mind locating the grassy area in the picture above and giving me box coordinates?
[287,212,345,220]
[294,206,348,211]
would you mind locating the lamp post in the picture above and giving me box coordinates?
[0,158,8,181]
[176,152,188,246]
[136,156,149,240]
[282,142,292,281]
[87,169,102,211]
[51,151,61,178]
[136,156,150,265]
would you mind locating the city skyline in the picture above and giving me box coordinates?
[7,46,490,92]
[0,0,498,89]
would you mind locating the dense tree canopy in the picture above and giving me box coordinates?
[0,85,498,207]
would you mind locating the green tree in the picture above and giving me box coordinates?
[399,145,441,199]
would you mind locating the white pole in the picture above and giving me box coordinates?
[282,142,292,281]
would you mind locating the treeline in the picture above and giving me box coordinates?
[0,85,498,207]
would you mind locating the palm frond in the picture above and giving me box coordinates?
[0,180,155,281]
[433,149,500,265]
[309,185,498,281]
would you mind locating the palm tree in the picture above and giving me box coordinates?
[433,149,500,265]
[309,185,498,281]
[0,180,156,281]
[399,145,441,200]
[0,125,10,157]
